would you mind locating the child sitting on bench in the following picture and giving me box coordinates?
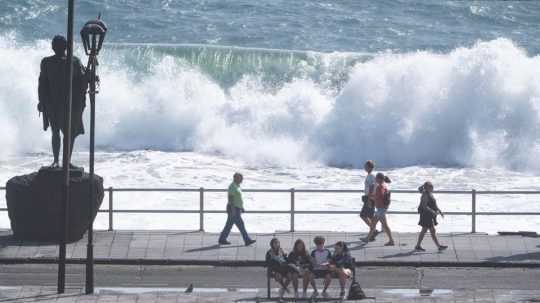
[329,241,353,300]
[265,238,296,300]
[288,239,317,298]
[310,236,332,298]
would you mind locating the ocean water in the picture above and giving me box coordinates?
[1,1,540,233]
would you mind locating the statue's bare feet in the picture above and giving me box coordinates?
[50,162,60,169]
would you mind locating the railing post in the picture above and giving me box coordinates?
[108,187,113,231]
[290,188,295,232]
[471,189,476,233]
[199,187,204,232]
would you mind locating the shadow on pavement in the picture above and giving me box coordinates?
[184,244,244,253]
[486,252,540,262]
[257,232,297,236]
[167,231,204,236]
[0,293,81,302]
[0,234,59,247]
[379,250,439,259]
[345,241,367,251]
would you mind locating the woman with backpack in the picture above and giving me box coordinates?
[364,173,394,246]
[415,181,448,251]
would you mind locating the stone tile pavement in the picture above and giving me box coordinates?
[1,286,540,302]
[0,230,539,266]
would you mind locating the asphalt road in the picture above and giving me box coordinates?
[1,265,539,291]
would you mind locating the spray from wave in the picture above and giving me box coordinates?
[0,35,539,170]
[316,39,540,170]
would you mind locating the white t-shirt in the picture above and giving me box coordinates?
[311,248,332,270]
[364,173,375,195]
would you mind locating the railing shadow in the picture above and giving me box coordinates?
[486,252,540,262]
[342,240,367,251]
[184,244,244,253]
[378,250,438,259]
[167,231,204,236]
[0,234,60,248]
[0,293,82,302]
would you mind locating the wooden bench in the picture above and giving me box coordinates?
[266,258,357,299]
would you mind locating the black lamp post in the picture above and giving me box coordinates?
[80,14,107,295]
[58,0,75,294]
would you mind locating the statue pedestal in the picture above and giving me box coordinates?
[5,169,104,243]
[38,166,84,178]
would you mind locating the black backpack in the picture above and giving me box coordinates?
[347,280,366,300]
[383,190,391,208]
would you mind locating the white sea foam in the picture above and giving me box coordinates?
[316,39,540,170]
[1,151,539,233]
[0,36,539,171]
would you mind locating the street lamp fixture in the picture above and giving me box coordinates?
[80,14,107,295]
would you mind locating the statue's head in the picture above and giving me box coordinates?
[52,35,67,56]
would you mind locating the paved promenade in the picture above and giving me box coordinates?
[0,230,539,266]
[1,286,540,303]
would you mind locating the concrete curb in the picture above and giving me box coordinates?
[1,258,539,268]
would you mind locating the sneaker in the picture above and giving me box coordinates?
[339,290,346,300]
[384,241,395,246]
[302,291,307,298]
[322,291,330,299]
[438,245,448,251]
[245,239,256,246]
[218,240,231,245]
[311,290,319,299]
[415,246,426,252]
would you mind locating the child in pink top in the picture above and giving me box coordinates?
[364,173,395,246]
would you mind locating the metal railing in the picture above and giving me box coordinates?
[1,186,540,233]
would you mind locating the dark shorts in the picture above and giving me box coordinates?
[313,269,331,278]
[360,204,374,218]
[418,212,437,228]
[271,264,297,277]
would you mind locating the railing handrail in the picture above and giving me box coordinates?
[3,185,540,194]
[2,186,540,232]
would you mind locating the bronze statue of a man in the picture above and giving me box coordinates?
[38,35,88,168]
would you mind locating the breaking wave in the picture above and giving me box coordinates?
[0,34,539,170]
